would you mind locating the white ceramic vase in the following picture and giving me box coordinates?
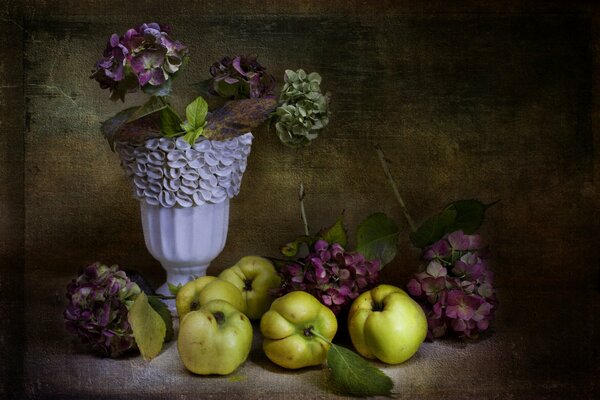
[115,134,253,312]
[140,199,230,298]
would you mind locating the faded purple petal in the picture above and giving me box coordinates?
[426,261,447,278]
[407,279,422,296]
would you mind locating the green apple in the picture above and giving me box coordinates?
[348,284,427,364]
[218,256,281,320]
[260,291,337,369]
[178,299,253,375]
[176,276,246,320]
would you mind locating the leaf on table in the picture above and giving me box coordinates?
[327,344,393,397]
[202,97,277,141]
[147,296,174,342]
[409,208,456,249]
[356,213,399,267]
[128,292,166,360]
[317,212,348,248]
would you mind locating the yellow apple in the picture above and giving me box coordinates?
[218,256,281,320]
[175,276,246,319]
[348,284,427,364]
[178,300,252,375]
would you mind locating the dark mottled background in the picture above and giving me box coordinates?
[1,1,598,399]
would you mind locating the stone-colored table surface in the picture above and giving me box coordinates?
[23,270,597,399]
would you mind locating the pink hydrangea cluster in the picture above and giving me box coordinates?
[275,240,380,315]
[407,230,497,339]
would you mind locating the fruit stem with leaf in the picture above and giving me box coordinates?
[374,143,417,232]
[307,329,394,397]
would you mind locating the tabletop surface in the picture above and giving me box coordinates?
[22,270,597,399]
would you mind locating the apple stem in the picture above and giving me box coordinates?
[309,329,333,346]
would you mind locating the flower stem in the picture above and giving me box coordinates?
[299,182,310,236]
[151,294,176,300]
[374,143,417,232]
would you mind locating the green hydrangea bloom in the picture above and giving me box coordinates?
[275,69,330,147]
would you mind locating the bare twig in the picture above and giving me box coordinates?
[299,182,310,236]
[374,143,417,232]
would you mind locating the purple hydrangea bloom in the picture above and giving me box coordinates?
[208,54,275,99]
[64,262,141,357]
[407,230,498,339]
[275,240,380,315]
[91,23,188,101]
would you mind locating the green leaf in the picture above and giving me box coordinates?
[444,199,497,234]
[182,127,204,145]
[280,235,313,257]
[409,208,457,249]
[160,105,184,137]
[100,96,168,150]
[215,78,240,98]
[147,296,174,342]
[141,78,173,97]
[186,96,208,130]
[128,292,166,360]
[409,199,498,249]
[356,213,399,267]
[203,97,278,141]
[167,282,183,296]
[317,213,347,248]
[126,96,168,123]
[100,106,140,150]
[327,344,393,397]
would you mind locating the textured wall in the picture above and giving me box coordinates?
[1,0,599,398]
[18,1,600,288]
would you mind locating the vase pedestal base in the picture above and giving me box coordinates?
[156,264,209,315]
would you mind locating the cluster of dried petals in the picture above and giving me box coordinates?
[407,231,498,339]
[276,240,380,315]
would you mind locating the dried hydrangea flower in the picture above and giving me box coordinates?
[208,54,275,99]
[91,22,188,101]
[64,262,141,357]
[275,69,330,147]
[407,231,498,339]
[275,239,380,315]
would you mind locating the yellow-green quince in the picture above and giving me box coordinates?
[260,291,337,369]
[348,284,427,364]
[175,276,246,320]
[218,256,281,320]
[177,300,253,375]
